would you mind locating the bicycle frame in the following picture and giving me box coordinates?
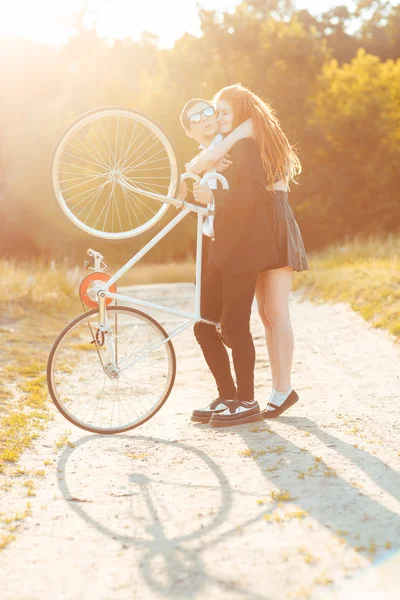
[92,171,228,370]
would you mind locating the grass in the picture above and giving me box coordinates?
[0,502,32,550]
[0,260,86,550]
[264,507,308,523]
[292,234,400,341]
[0,258,79,311]
[126,452,148,459]
[55,431,75,450]
[239,448,267,458]
[0,261,81,475]
[0,364,52,470]
[109,259,195,286]
[270,489,296,502]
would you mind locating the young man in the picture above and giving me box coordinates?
[179,99,279,427]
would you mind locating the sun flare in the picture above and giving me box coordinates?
[0,0,203,46]
[0,0,340,47]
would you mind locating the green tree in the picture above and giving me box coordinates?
[356,0,400,59]
[299,49,400,246]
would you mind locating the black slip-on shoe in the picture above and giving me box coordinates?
[191,398,236,424]
[261,390,299,419]
[209,400,262,428]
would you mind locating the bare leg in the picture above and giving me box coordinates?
[255,272,276,389]
[262,266,294,392]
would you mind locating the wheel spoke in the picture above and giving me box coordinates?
[118,126,154,172]
[66,138,111,172]
[76,181,108,223]
[59,161,104,176]
[112,187,123,233]
[121,185,135,230]
[64,180,106,204]
[122,187,157,225]
[123,175,167,205]
[115,120,141,168]
[59,172,106,184]
[62,149,108,173]
[81,125,112,168]
[124,146,168,174]
[60,173,106,194]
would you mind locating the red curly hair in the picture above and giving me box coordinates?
[214,84,301,187]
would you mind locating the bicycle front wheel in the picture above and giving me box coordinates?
[47,306,176,434]
[51,107,180,239]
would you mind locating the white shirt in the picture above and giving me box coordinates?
[198,134,223,238]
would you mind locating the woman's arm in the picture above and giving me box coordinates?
[187,119,254,174]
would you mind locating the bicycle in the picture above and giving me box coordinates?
[47,106,228,435]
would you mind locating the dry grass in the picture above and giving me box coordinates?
[0,260,87,549]
[108,259,195,286]
[292,234,400,341]
[0,258,79,313]
[0,260,83,473]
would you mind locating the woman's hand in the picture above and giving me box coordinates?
[215,154,232,172]
[193,183,213,205]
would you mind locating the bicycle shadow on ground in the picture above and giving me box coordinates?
[236,415,400,562]
[57,434,271,600]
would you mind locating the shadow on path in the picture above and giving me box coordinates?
[236,415,400,560]
[57,434,271,600]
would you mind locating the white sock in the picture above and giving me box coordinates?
[267,387,293,411]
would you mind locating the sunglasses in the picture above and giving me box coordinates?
[188,106,215,124]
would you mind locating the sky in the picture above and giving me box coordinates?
[0,0,357,47]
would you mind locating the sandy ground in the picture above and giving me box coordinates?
[1,283,400,600]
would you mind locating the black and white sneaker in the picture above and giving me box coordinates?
[191,398,236,424]
[209,400,262,428]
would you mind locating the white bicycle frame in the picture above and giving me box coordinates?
[91,171,229,370]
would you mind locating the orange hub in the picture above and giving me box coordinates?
[79,272,117,308]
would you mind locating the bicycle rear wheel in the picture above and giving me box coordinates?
[51,107,180,239]
[47,306,176,434]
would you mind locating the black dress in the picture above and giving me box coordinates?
[265,189,308,272]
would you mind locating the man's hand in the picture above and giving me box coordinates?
[216,154,232,173]
[177,180,188,201]
[193,183,213,205]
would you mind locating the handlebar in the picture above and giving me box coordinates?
[179,171,229,214]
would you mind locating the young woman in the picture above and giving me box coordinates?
[188,84,308,418]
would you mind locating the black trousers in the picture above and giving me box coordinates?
[194,254,259,402]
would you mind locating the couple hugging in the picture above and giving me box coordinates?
[178,84,308,428]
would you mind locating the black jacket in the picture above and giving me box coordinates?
[208,138,279,275]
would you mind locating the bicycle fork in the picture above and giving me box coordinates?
[97,291,119,378]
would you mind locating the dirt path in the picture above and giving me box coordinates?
[1,284,400,600]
